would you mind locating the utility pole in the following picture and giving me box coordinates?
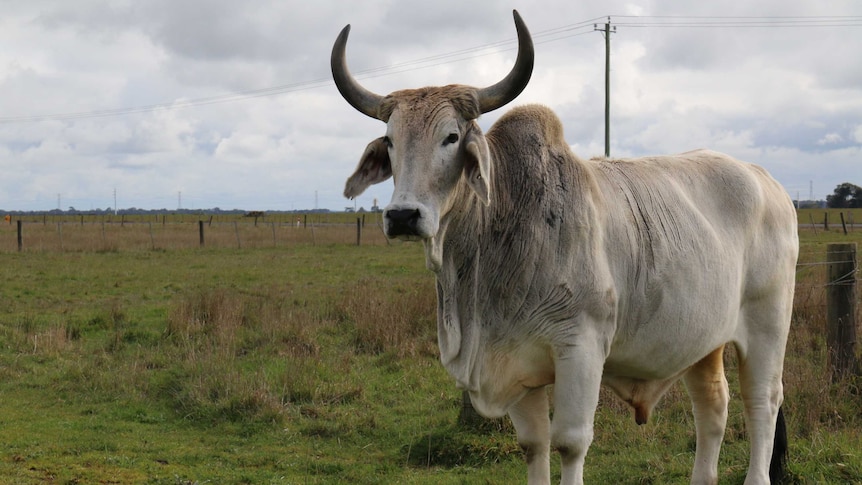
[595,18,616,158]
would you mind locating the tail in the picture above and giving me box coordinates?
[769,406,788,484]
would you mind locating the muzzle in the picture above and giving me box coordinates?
[383,208,421,238]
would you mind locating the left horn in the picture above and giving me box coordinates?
[331,24,385,120]
[476,10,535,114]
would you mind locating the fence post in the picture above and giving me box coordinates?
[824,212,829,231]
[199,220,205,247]
[840,212,848,235]
[17,220,22,251]
[148,222,155,250]
[356,217,361,246]
[808,213,818,236]
[826,242,858,380]
[458,390,483,427]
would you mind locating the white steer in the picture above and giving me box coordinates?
[332,10,798,485]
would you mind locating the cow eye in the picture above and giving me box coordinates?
[382,136,393,148]
[443,133,459,146]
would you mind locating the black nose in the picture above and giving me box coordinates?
[385,208,421,237]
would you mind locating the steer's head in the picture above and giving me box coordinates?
[332,10,533,242]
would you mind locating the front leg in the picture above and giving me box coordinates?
[551,335,605,485]
[509,387,551,485]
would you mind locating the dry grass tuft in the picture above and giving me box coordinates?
[339,276,437,358]
[162,286,334,423]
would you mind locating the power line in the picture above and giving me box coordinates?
[0,19,603,124]
[0,14,859,124]
[612,15,862,28]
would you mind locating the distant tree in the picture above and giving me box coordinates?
[826,183,862,208]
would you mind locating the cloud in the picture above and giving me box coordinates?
[1,0,861,210]
[817,133,844,145]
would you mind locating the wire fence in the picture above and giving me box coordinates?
[794,246,860,358]
[4,217,860,303]
[797,257,861,288]
[2,217,391,253]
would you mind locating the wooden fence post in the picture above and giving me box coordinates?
[840,212,848,235]
[809,213,818,236]
[356,217,361,246]
[458,390,482,427]
[199,220,205,247]
[17,220,22,252]
[824,212,829,231]
[826,242,858,380]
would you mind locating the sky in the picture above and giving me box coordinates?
[0,0,860,212]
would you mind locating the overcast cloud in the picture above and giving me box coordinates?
[1,0,860,212]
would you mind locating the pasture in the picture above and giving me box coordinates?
[0,213,860,483]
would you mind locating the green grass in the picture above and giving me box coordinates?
[0,227,860,483]
[797,208,862,229]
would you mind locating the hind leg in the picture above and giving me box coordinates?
[683,345,729,485]
[735,298,791,485]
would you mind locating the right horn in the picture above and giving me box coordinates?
[331,24,385,120]
[476,10,535,114]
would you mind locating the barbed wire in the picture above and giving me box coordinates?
[796,257,860,289]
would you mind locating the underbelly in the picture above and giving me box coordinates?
[605,330,730,382]
[606,310,737,380]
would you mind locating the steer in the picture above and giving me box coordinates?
[332,10,798,485]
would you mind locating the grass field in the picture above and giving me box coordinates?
[0,217,860,483]
[796,208,862,230]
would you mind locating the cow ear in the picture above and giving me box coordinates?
[463,130,491,205]
[344,137,392,199]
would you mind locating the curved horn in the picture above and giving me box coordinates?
[331,24,385,120]
[477,10,535,114]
